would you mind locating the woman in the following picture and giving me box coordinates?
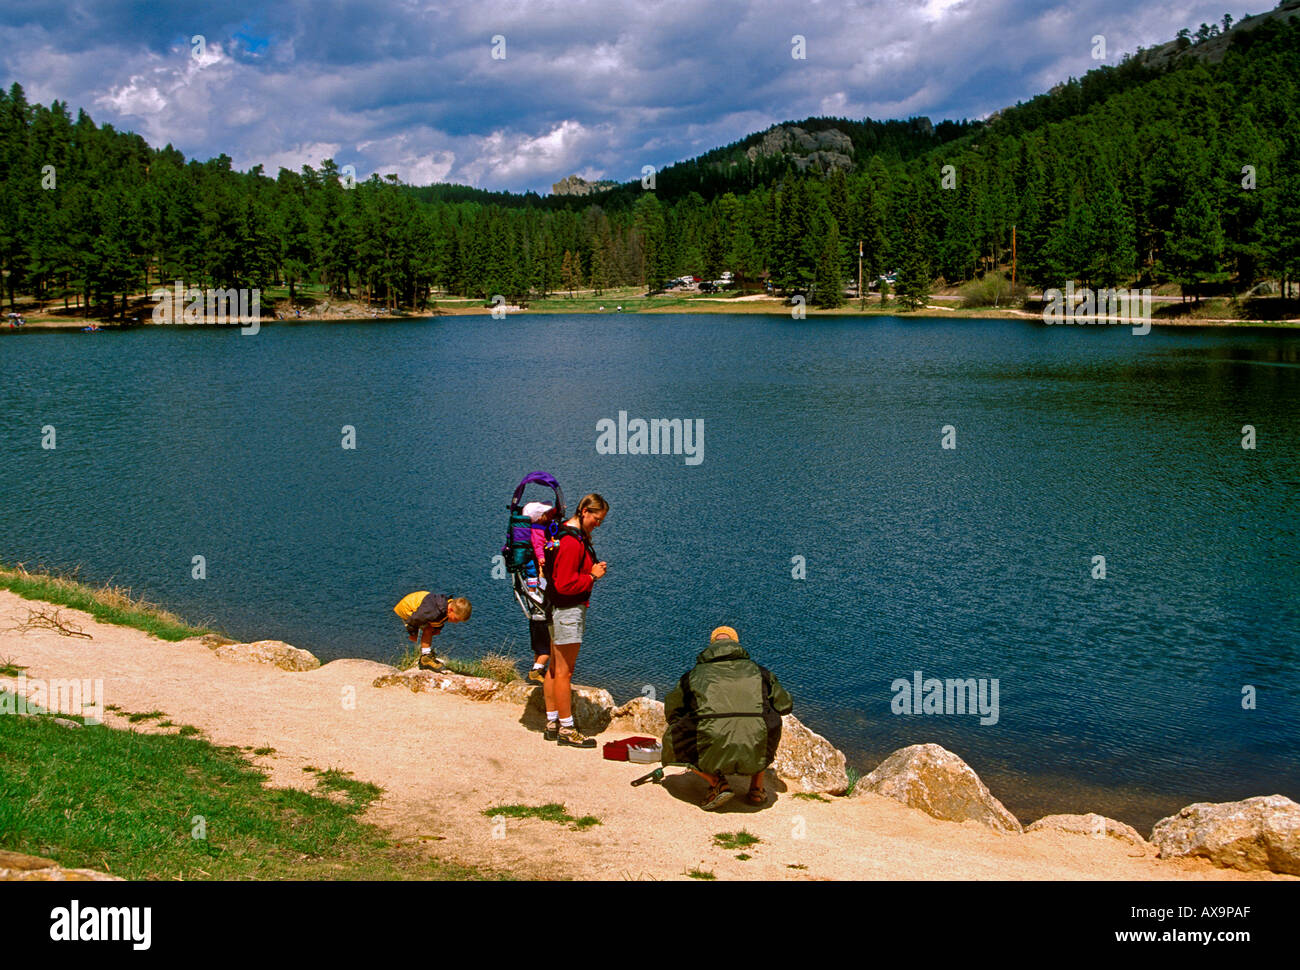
[543,493,609,747]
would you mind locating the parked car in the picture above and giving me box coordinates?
[699,281,718,293]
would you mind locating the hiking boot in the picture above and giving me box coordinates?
[544,720,560,741]
[528,665,547,684]
[557,726,596,748]
[417,653,446,672]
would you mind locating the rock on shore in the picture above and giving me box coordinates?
[1150,794,1300,875]
[856,742,1022,834]
[1027,813,1150,850]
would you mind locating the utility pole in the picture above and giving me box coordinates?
[858,239,864,311]
[1011,224,1017,289]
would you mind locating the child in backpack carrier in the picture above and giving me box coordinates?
[521,502,557,682]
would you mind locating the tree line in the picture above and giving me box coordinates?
[2,17,1298,315]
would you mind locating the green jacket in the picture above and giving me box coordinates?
[661,639,794,776]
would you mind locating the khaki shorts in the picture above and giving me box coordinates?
[548,604,587,645]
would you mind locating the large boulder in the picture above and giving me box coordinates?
[492,680,613,735]
[1027,813,1149,850]
[211,639,320,672]
[611,696,667,736]
[0,850,120,881]
[855,743,1022,834]
[1150,794,1300,875]
[373,668,501,701]
[770,714,850,795]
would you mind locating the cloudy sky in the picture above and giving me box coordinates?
[1,0,1249,193]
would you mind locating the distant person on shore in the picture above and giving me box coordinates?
[661,626,793,810]
[393,592,471,671]
[521,500,557,682]
[542,493,609,748]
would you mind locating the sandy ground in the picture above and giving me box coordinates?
[1,590,1289,882]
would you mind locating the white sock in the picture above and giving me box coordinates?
[547,710,559,722]
[532,662,545,670]
[560,716,575,728]
[421,646,431,655]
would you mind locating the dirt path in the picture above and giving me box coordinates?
[2,590,1287,881]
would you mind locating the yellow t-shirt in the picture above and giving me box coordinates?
[394,591,430,622]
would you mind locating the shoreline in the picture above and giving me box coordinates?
[2,586,1293,880]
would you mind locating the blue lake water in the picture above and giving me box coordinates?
[1,314,1297,830]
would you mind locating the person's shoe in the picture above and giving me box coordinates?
[528,665,547,684]
[544,720,560,741]
[417,653,446,672]
[701,779,734,811]
[557,726,596,748]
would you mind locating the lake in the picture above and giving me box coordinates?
[2,313,1297,831]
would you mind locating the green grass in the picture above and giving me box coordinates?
[845,766,861,798]
[735,853,752,861]
[0,656,27,677]
[311,768,383,812]
[686,867,716,880]
[792,792,831,802]
[712,830,760,851]
[125,710,167,724]
[0,562,214,642]
[252,746,276,756]
[0,690,505,880]
[388,643,521,684]
[482,803,601,831]
[176,725,203,738]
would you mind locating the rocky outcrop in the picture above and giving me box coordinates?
[1150,795,1300,875]
[493,680,614,735]
[551,174,618,196]
[0,850,120,881]
[855,743,1022,834]
[211,639,321,671]
[1027,813,1149,850]
[744,125,854,173]
[611,696,667,735]
[373,667,501,701]
[771,715,850,794]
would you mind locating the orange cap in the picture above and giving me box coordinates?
[710,625,738,642]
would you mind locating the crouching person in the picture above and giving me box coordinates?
[661,626,793,810]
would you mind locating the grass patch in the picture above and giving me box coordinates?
[792,792,830,802]
[389,642,523,684]
[176,725,203,738]
[845,766,861,798]
[686,867,716,880]
[735,853,752,861]
[252,746,276,756]
[0,562,213,642]
[0,656,27,677]
[125,710,167,724]
[482,803,601,831]
[787,863,807,870]
[712,830,760,851]
[311,768,383,812]
[0,691,505,880]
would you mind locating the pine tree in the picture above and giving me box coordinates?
[894,210,930,311]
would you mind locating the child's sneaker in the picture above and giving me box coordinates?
[528,665,546,684]
[417,653,446,672]
[557,726,596,748]
[544,720,559,741]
